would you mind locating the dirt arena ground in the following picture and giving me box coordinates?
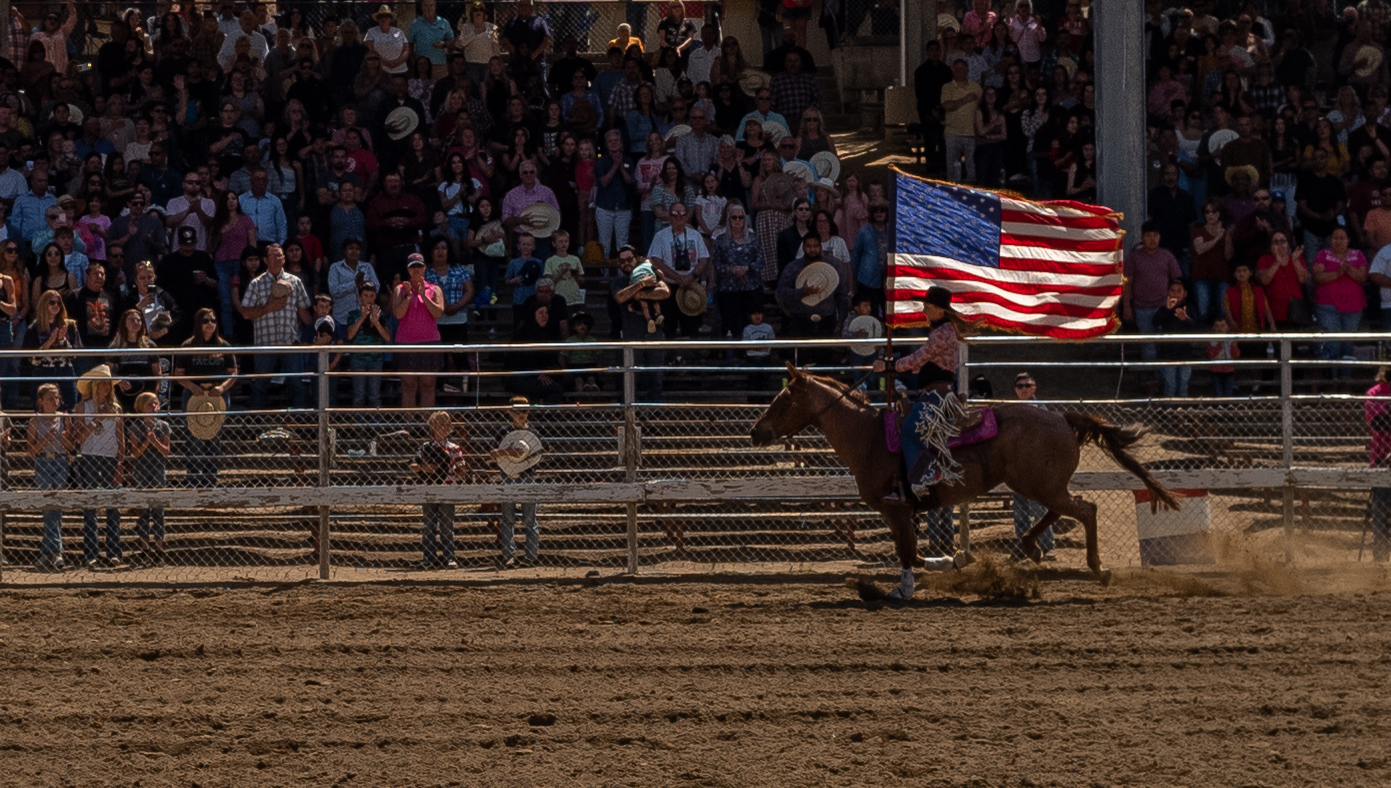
[3,562,1391,788]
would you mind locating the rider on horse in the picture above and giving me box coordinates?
[873,286,969,501]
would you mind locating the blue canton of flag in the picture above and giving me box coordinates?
[895,176,1001,268]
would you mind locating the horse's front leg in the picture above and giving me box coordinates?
[884,508,920,600]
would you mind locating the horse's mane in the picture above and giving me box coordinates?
[805,371,876,410]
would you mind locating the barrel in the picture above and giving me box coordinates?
[1134,489,1215,566]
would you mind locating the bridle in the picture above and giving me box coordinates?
[775,368,877,437]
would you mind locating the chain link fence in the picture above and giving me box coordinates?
[1,336,1388,584]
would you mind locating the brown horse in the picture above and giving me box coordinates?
[750,364,1180,599]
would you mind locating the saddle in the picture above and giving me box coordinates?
[883,406,997,454]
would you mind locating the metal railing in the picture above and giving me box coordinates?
[0,334,1387,584]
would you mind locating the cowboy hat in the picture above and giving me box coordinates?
[521,201,561,238]
[676,281,708,316]
[847,314,884,357]
[664,123,692,141]
[1355,45,1383,78]
[187,392,227,441]
[384,106,419,141]
[373,4,394,20]
[784,160,816,184]
[738,70,770,95]
[925,285,955,310]
[76,364,114,400]
[496,428,544,478]
[795,261,839,307]
[1224,164,1259,188]
[809,151,841,183]
[762,120,790,144]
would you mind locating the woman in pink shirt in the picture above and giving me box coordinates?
[1312,227,1368,376]
[394,253,445,410]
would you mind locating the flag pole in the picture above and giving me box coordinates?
[884,170,897,405]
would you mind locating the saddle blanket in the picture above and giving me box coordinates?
[883,407,998,454]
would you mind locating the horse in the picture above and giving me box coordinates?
[749,364,1180,600]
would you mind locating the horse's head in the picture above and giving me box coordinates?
[750,363,819,446]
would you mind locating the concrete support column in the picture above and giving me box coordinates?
[1093,0,1146,244]
[0,0,9,65]
[901,0,937,88]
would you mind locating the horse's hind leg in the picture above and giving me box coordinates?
[1020,511,1063,562]
[1035,494,1108,584]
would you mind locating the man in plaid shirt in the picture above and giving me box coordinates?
[769,52,820,127]
[241,243,313,409]
[606,58,650,131]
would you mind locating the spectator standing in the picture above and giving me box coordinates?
[711,200,765,338]
[1312,227,1368,378]
[209,191,258,331]
[1206,318,1240,397]
[366,173,428,286]
[769,52,819,127]
[64,261,117,364]
[777,233,852,350]
[852,201,890,314]
[1297,148,1348,262]
[327,239,381,327]
[915,41,954,174]
[364,5,410,75]
[1007,1,1047,72]
[12,171,56,247]
[72,365,125,569]
[414,410,465,569]
[1009,372,1053,559]
[30,0,78,76]
[1190,198,1231,327]
[328,184,368,270]
[1155,280,1198,398]
[1123,222,1184,367]
[1150,163,1198,267]
[457,4,501,87]
[241,243,312,410]
[394,253,445,412]
[962,0,997,49]
[492,397,543,568]
[610,247,670,399]
[647,201,711,339]
[240,170,288,246]
[174,308,236,489]
[165,172,216,253]
[501,0,552,72]
[501,162,560,255]
[345,282,391,410]
[941,58,982,184]
[126,391,171,563]
[409,0,455,80]
[736,89,789,142]
[594,130,636,258]
[1220,115,1274,187]
[424,236,474,385]
[1256,230,1310,330]
[675,106,720,180]
[27,383,74,571]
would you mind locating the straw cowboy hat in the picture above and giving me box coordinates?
[521,201,561,238]
[496,428,544,478]
[187,391,227,441]
[795,261,839,307]
[1355,45,1383,78]
[784,160,816,184]
[373,4,394,20]
[1224,164,1259,189]
[676,281,708,316]
[76,364,114,400]
[762,120,790,144]
[384,106,419,141]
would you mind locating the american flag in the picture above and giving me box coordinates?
[886,171,1125,340]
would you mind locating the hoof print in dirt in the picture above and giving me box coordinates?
[848,576,890,603]
[527,713,557,727]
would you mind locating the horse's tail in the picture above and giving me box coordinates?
[1064,412,1181,512]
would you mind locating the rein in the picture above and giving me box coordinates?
[797,368,878,430]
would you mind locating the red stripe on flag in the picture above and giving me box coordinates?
[1000,209,1120,231]
[891,288,1118,320]
[891,267,1122,298]
[1001,233,1126,254]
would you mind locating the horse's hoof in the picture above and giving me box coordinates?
[1025,547,1043,564]
[1097,569,1113,587]
[952,550,974,570]
[886,587,911,601]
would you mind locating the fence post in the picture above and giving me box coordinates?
[623,346,639,574]
[318,349,331,581]
[957,341,970,396]
[1280,339,1294,563]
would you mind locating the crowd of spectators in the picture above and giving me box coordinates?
[916,0,1391,394]
[0,0,903,416]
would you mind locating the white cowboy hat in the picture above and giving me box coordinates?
[384,106,419,141]
[737,70,770,95]
[847,314,884,357]
[521,201,561,238]
[187,392,227,441]
[664,123,692,141]
[1207,128,1238,154]
[795,261,839,307]
[762,120,790,144]
[496,428,544,478]
[1355,45,1383,78]
[784,160,816,184]
[810,151,841,183]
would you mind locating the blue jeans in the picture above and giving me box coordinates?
[78,455,122,563]
[499,499,539,562]
[1212,372,1236,397]
[0,318,17,410]
[1191,279,1227,327]
[1371,488,1391,562]
[215,259,240,333]
[422,503,456,564]
[1160,364,1192,397]
[1013,494,1053,556]
[133,463,166,541]
[1133,307,1160,362]
[34,456,68,561]
[182,389,225,488]
[924,507,956,553]
[1314,304,1362,377]
[251,352,308,410]
[350,358,384,408]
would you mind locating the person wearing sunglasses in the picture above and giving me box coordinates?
[1010,371,1055,560]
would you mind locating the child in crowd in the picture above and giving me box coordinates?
[504,233,544,305]
[743,307,776,398]
[561,311,602,392]
[26,383,74,572]
[296,214,327,282]
[79,195,110,266]
[543,230,585,306]
[127,391,171,563]
[1206,317,1240,397]
[346,282,391,409]
[492,396,543,568]
[577,138,597,249]
[628,257,665,333]
[411,410,466,569]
